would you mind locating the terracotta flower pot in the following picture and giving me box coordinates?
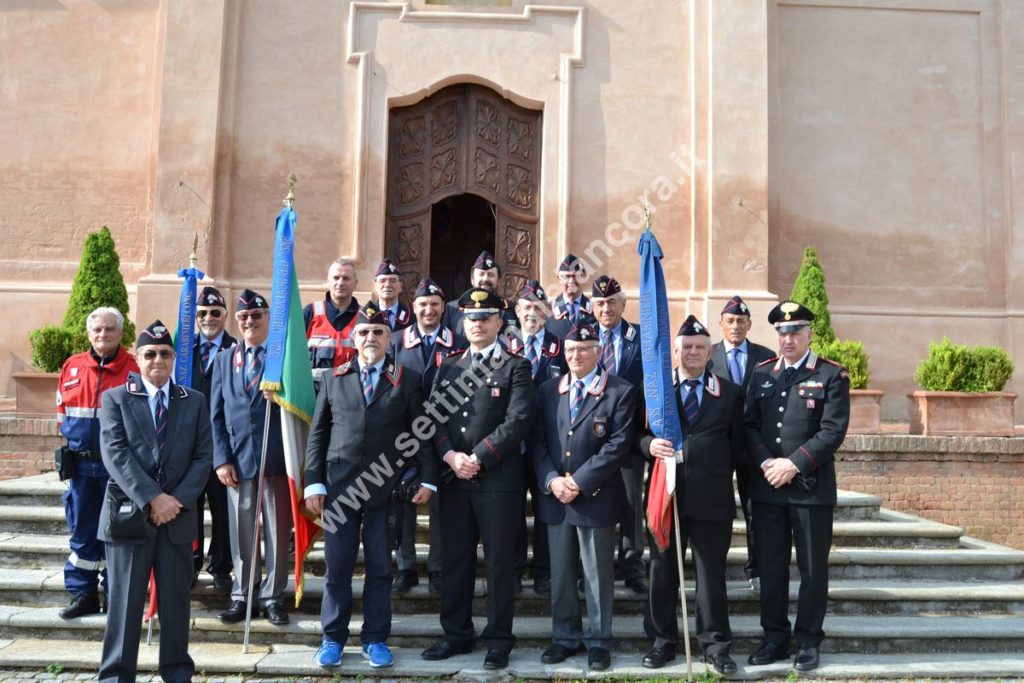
[848,389,883,434]
[12,372,59,419]
[908,390,1016,437]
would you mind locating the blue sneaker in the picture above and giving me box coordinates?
[362,641,394,668]
[315,638,343,667]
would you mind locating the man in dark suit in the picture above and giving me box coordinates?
[530,319,637,671]
[97,321,213,683]
[372,258,413,332]
[504,279,566,595]
[708,295,776,592]
[190,286,237,592]
[304,302,437,669]
[443,251,517,335]
[639,315,744,674]
[210,289,291,626]
[389,278,462,595]
[546,254,592,339]
[591,274,647,592]
[745,301,850,673]
[420,288,535,670]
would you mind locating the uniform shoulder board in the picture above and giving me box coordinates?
[173,385,190,399]
[444,348,467,362]
[384,363,404,386]
[334,361,354,376]
[822,358,846,369]
[757,357,779,368]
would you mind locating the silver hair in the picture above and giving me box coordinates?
[85,307,125,332]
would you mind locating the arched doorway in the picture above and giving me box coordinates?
[385,83,542,299]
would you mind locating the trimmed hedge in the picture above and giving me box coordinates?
[790,246,836,345]
[814,338,869,390]
[914,338,1014,392]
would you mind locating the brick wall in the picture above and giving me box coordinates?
[0,417,60,479]
[837,434,1024,550]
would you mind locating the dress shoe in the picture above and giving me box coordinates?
[588,647,611,671]
[793,646,820,671]
[421,640,472,660]
[541,643,585,664]
[428,572,442,596]
[59,593,101,620]
[392,571,418,593]
[705,652,737,674]
[533,576,551,594]
[625,576,648,594]
[483,648,509,670]
[211,574,233,594]
[747,641,790,666]
[749,576,761,592]
[218,600,257,624]
[264,601,289,625]
[642,645,675,669]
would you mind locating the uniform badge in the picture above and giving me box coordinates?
[806,399,816,409]
[761,381,773,388]
[593,417,608,438]
[70,367,79,377]
[491,387,501,397]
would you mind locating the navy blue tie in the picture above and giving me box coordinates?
[154,390,167,451]
[421,333,434,365]
[201,341,214,372]
[362,367,375,404]
[570,379,586,422]
[683,379,700,425]
[524,335,539,378]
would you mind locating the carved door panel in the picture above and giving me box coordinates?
[386,84,542,299]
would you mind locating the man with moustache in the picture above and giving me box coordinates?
[421,288,534,670]
[190,286,237,593]
[745,301,850,673]
[504,279,566,594]
[390,277,463,595]
[304,302,436,669]
[443,250,517,334]
[546,254,593,339]
[590,275,647,593]
[530,319,638,671]
[304,259,360,384]
[210,289,291,626]
[709,295,775,592]
[56,307,139,619]
[97,321,213,683]
[640,316,744,675]
[372,258,413,332]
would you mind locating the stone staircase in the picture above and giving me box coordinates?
[0,472,1021,680]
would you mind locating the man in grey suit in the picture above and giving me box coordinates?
[530,319,638,671]
[97,321,213,683]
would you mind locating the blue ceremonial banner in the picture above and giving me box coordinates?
[261,205,298,391]
[638,228,684,551]
[174,265,205,387]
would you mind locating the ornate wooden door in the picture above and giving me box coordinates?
[385,84,542,298]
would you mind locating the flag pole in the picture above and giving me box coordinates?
[242,175,296,653]
[672,492,694,682]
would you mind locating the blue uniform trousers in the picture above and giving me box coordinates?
[63,459,108,597]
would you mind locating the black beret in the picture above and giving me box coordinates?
[721,295,750,317]
[677,314,710,337]
[198,286,227,308]
[558,253,584,274]
[565,318,599,343]
[472,250,498,271]
[591,275,622,299]
[236,289,269,311]
[375,258,401,278]
[515,279,547,303]
[413,277,444,300]
[356,301,389,326]
[136,319,174,350]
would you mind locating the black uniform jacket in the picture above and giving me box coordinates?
[390,324,464,393]
[745,351,851,506]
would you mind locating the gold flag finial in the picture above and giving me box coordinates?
[643,193,652,231]
[189,233,198,269]
[284,172,297,208]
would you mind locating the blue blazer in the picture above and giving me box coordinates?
[209,345,285,479]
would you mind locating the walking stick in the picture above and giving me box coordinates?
[242,404,273,653]
[672,492,694,682]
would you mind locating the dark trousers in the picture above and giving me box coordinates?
[644,502,733,655]
[736,466,758,578]
[195,467,231,576]
[63,460,108,597]
[515,467,550,581]
[439,487,523,653]
[321,502,391,645]
[99,528,194,683]
[753,502,834,649]
[617,457,647,581]
[395,494,441,574]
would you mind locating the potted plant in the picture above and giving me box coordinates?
[15,226,136,417]
[790,247,880,433]
[910,338,1015,436]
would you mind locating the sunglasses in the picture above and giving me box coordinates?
[196,309,223,319]
[356,328,387,338]
[141,349,174,360]
[235,311,266,322]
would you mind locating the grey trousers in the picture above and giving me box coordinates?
[227,475,291,605]
[548,520,616,650]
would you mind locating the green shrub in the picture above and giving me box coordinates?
[814,338,869,389]
[28,325,78,373]
[790,246,836,345]
[914,338,1014,392]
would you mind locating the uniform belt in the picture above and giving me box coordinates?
[71,450,103,461]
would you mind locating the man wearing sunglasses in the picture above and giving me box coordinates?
[189,286,237,594]
[372,258,413,332]
[304,302,436,669]
[210,289,291,627]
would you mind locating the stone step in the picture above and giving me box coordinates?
[1,639,1023,681]
[1,608,1021,654]
[8,565,1023,617]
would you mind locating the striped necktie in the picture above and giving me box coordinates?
[361,366,375,404]
[682,379,701,425]
[245,347,263,397]
[570,379,586,422]
[201,341,214,372]
[601,329,616,375]
[524,335,539,378]
[728,347,743,385]
[154,390,167,452]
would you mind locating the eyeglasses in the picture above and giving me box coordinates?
[141,349,174,360]
[196,309,223,319]
[355,328,387,338]
[235,311,266,322]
